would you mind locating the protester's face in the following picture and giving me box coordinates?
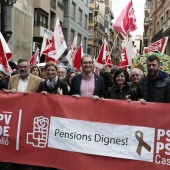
[31,67,39,76]
[17,61,30,78]
[147,60,159,79]
[116,72,125,86]
[45,66,57,80]
[57,68,66,79]
[81,56,93,73]
[131,70,142,85]
[69,73,76,84]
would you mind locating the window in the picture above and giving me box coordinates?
[34,9,48,28]
[166,10,169,21]
[84,14,87,28]
[64,0,68,16]
[89,0,94,3]
[71,2,76,20]
[161,16,163,26]
[87,45,92,55]
[157,21,159,32]
[83,38,87,52]
[71,29,75,44]
[62,28,67,43]
[77,34,81,46]
[78,9,82,25]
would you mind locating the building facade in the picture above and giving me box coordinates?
[143,0,170,55]
[62,0,89,64]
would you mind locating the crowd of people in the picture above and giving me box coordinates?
[1,54,170,103]
[0,53,170,169]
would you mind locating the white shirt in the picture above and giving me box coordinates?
[17,76,29,92]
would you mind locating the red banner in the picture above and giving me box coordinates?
[0,91,170,170]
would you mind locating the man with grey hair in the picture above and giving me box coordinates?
[130,68,144,87]
[57,66,67,81]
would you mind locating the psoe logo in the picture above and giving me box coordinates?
[26,116,49,148]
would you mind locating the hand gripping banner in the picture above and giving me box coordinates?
[0,91,170,170]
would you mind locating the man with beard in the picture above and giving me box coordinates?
[7,58,43,93]
[137,55,170,104]
[70,55,105,99]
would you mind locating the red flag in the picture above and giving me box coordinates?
[73,43,83,71]
[45,56,60,65]
[95,39,113,69]
[143,37,169,54]
[0,32,12,75]
[30,49,39,66]
[66,36,77,67]
[118,47,129,70]
[112,0,137,36]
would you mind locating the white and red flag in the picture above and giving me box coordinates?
[42,18,67,61]
[95,39,113,69]
[73,43,83,71]
[0,32,12,75]
[112,0,137,36]
[143,36,169,54]
[40,32,50,56]
[30,49,39,66]
[53,17,67,60]
[118,47,129,70]
[66,35,77,67]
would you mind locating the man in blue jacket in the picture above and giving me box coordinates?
[70,55,105,99]
[137,54,170,104]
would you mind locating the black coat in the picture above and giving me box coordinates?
[106,84,137,100]
[38,79,68,95]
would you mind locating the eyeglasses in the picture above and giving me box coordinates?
[82,61,93,65]
[57,71,66,74]
[131,74,139,77]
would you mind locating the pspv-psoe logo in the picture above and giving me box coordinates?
[26,116,49,148]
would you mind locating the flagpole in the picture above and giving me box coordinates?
[110,32,119,54]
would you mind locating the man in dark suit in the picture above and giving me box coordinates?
[70,55,105,99]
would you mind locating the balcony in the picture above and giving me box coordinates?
[144,17,149,28]
[93,38,103,47]
[89,17,94,27]
[50,0,56,10]
[163,18,170,36]
[94,5,99,16]
[143,33,148,40]
[94,22,105,34]
[58,0,63,9]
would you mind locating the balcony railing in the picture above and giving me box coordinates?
[51,0,56,10]
[94,22,105,33]
[58,0,63,9]
[163,18,170,33]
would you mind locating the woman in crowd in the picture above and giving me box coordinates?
[30,65,41,77]
[38,61,68,95]
[66,71,77,92]
[106,68,137,100]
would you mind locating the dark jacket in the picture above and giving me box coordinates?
[38,79,68,95]
[0,78,7,90]
[69,73,105,97]
[137,70,170,103]
[106,84,137,100]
